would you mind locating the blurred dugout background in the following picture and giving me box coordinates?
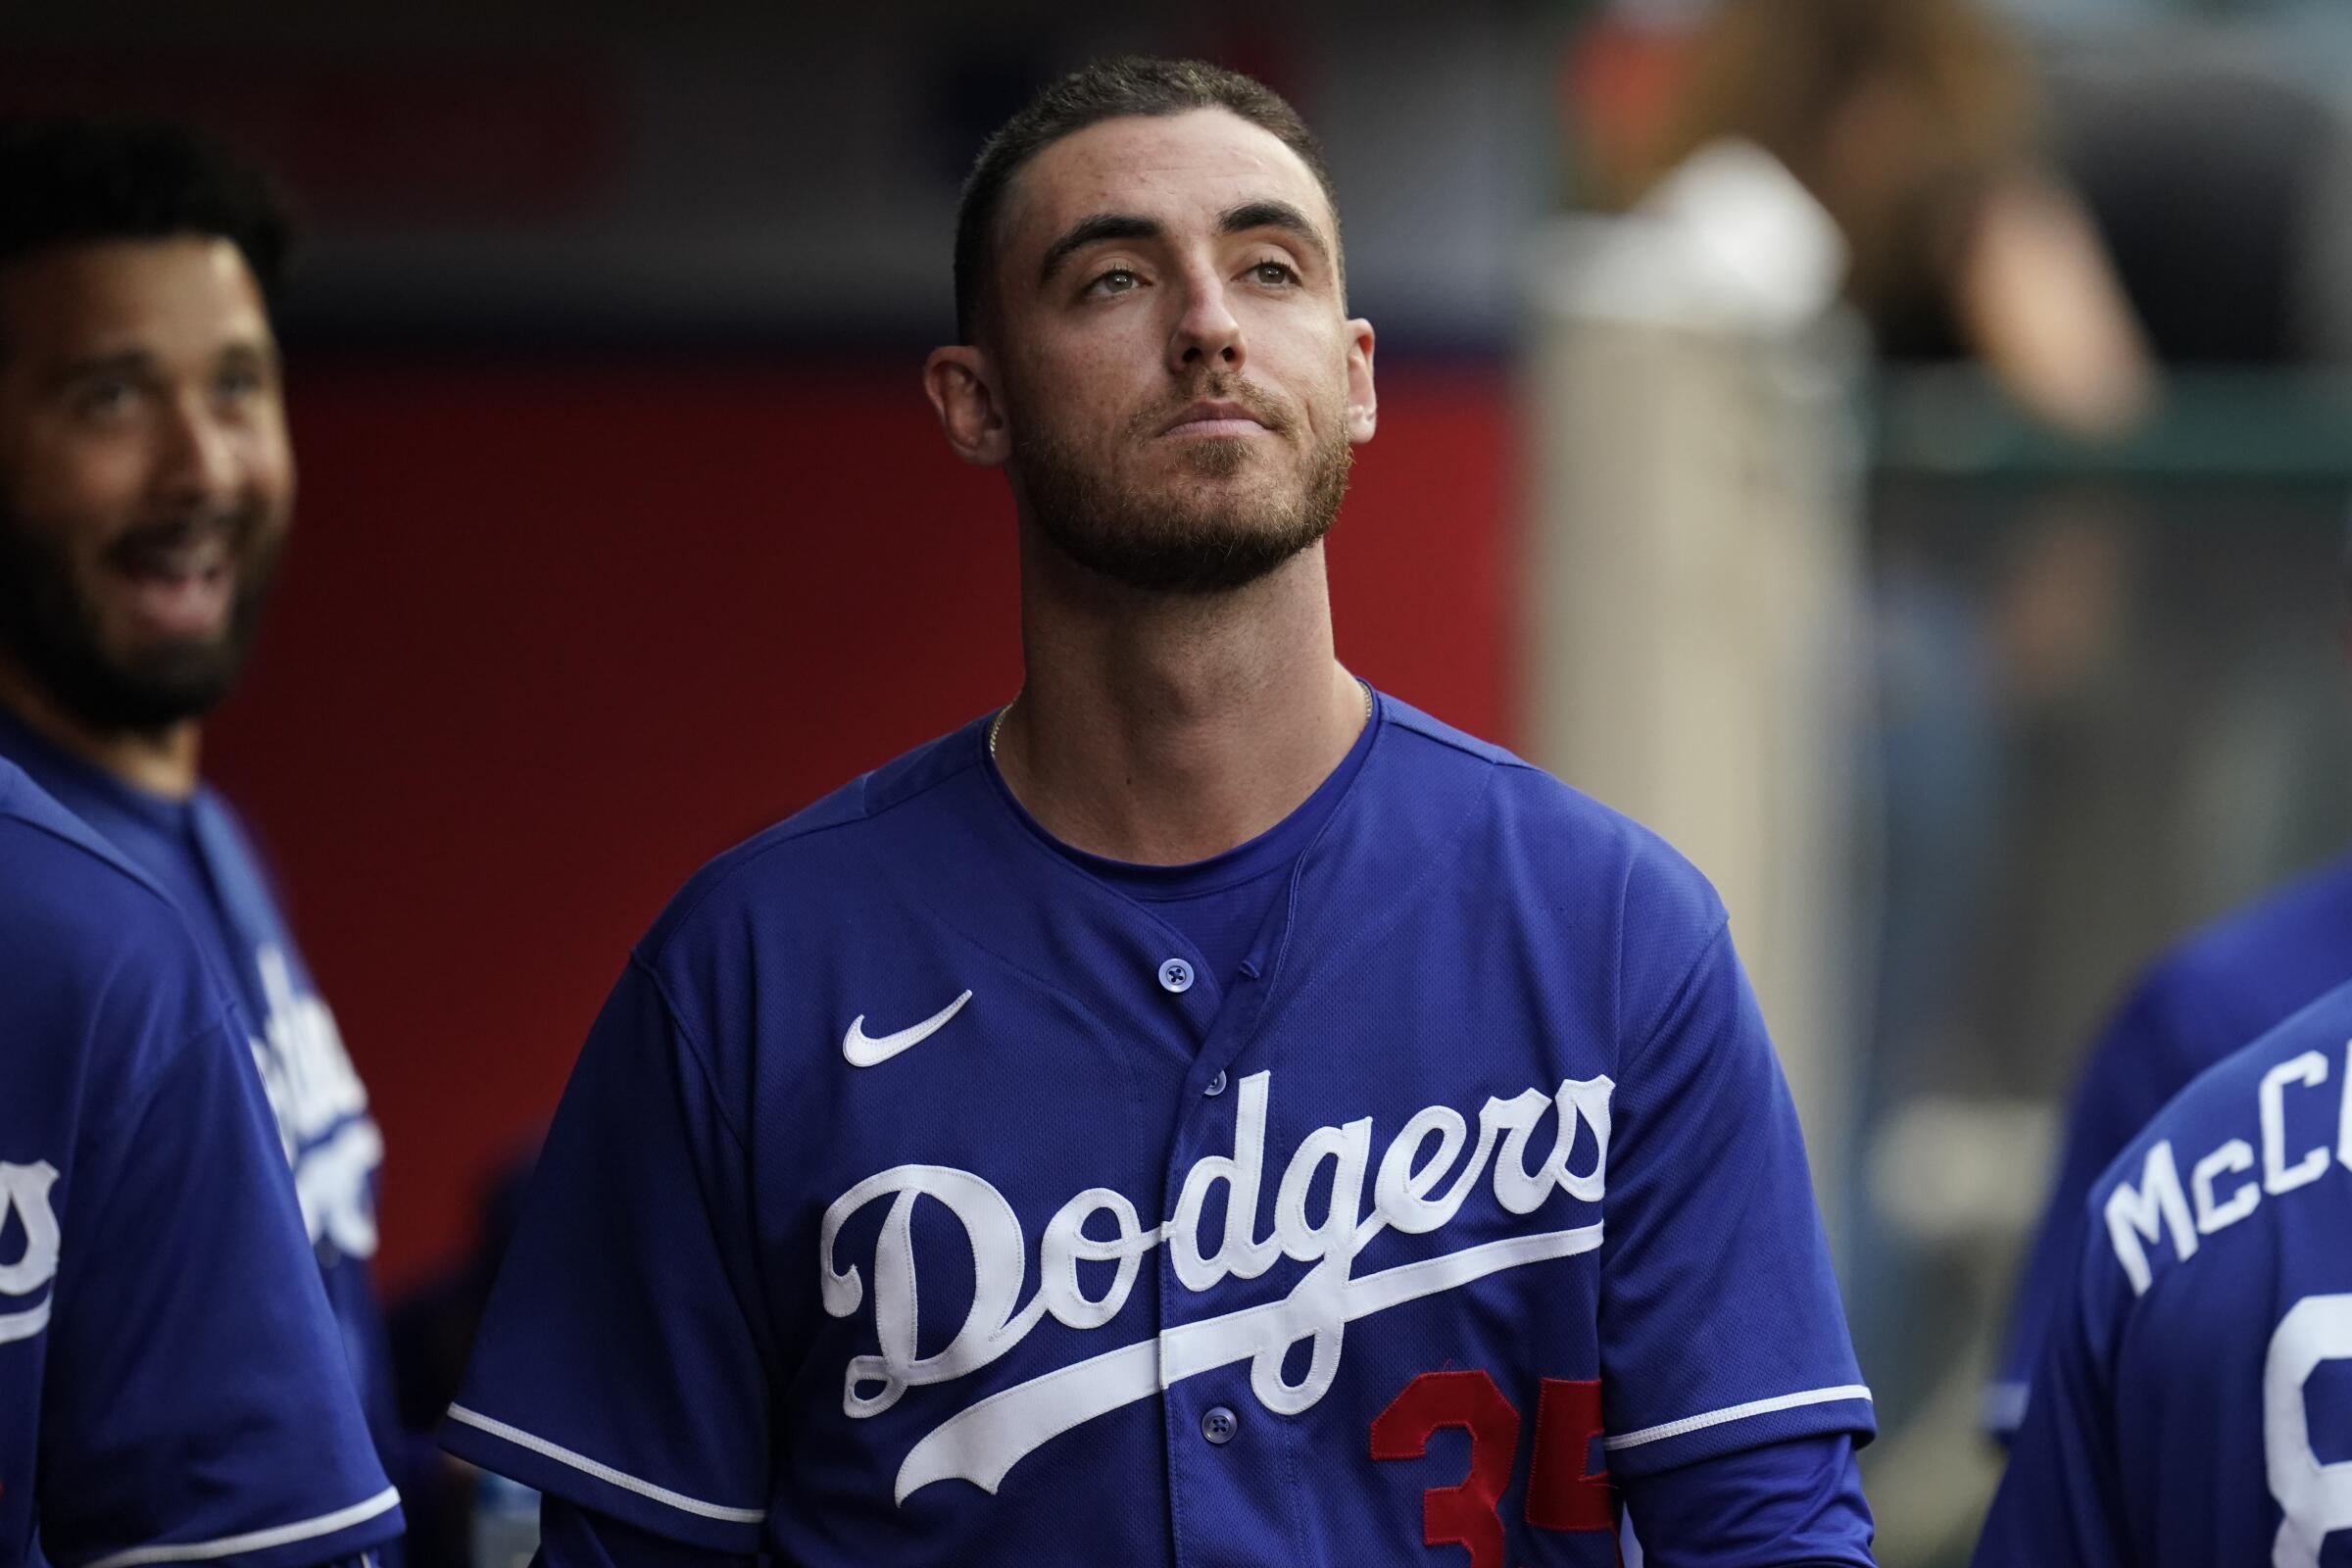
[11,0,2352,1562]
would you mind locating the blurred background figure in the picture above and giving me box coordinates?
[1545,0,2352,1560]
[12,3,2352,1563]
[1599,0,2155,441]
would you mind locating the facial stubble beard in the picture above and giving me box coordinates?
[0,497,284,736]
[1012,387,1353,596]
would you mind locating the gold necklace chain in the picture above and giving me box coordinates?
[989,678,1371,761]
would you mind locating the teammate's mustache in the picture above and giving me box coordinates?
[1126,375,1294,439]
[103,509,258,571]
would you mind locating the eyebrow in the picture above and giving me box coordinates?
[1036,199,1335,287]
[45,339,277,389]
[1038,214,1163,287]
[1217,200,1332,272]
[44,349,157,389]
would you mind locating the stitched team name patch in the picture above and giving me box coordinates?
[818,1068,1614,1502]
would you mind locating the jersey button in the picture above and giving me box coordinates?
[1200,1405,1239,1445]
[1157,957,1195,994]
[1203,1069,1228,1097]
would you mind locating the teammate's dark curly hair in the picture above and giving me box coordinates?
[0,116,295,312]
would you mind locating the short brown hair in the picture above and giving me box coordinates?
[952,56,1341,343]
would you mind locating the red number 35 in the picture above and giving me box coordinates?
[1371,1371,1615,1568]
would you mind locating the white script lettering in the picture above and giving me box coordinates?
[819,1069,1613,1501]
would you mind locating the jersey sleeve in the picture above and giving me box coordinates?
[537,1494,754,1568]
[39,1004,401,1568]
[1972,1214,2132,1568]
[440,956,773,1553]
[1620,1434,1875,1566]
[1595,922,1875,1485]
[1987,980,2210,1438]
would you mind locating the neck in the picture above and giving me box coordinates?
[0,655,202,800]
[995,527,1366,864]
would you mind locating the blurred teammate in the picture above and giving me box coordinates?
[446,57,1875,1565]
[1974,980,2352,1564]
[0,756,402,1567]
[1985,856,2352,1440]
[0,117,401,1504]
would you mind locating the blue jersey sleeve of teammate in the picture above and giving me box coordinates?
[1973,1217,2134,1565]
[441,957,771,1554]
[0,764,402,1568]
[1986,980,2196,1438]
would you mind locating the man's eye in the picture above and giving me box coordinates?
[1250,262,1298,286]
[1086,268,1141,296]
[216,366,263,401]
[75,380,139,419]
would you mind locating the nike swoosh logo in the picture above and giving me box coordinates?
[843,991,974,1067]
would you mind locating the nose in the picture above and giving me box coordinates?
[153,393,240,509]
[1166,268,1245,376]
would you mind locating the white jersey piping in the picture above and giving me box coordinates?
[1603,1384,1874,1451]
[445,1403,766,1524]
[82,1486,400,1568]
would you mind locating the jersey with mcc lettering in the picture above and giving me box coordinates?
[0,759,402,1568]
[444,695,1875,1565]
[1986,852,2352,1439]
[1975,978,2352,1566]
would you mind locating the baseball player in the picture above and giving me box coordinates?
[0,116,399,1504]
[444,58,1877,1564]
[1984,853,2352,1440]
[1973,976,2352,1564]
[0,756,402,1567]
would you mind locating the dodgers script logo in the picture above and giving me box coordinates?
[241,943,382,1259]
[0,1159,61,1346]
[822,1068,1613,1503]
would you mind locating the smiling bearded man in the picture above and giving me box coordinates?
[445,56,1881,1568]
[0,326,286,731]
[0,114,407,1558]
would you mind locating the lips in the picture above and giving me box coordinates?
[1160,400,1274,439]
[103,519,240,641]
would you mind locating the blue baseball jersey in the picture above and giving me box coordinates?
[1987,854,2352,1438]
[0,708,396,1463]
[1975,979,2352,1566]
[444,696,1875,1565]
[0,759,402,1568]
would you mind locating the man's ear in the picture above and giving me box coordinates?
[1344,318,1377,445]
[924,345,1011,467]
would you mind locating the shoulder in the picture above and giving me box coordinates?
[0,760,190,954]
[2115,979,2352,1167]
[1375,695,1729,939]
[0,761,229,1083]
[637,716,993,963]
[2122,854,2352,1060]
